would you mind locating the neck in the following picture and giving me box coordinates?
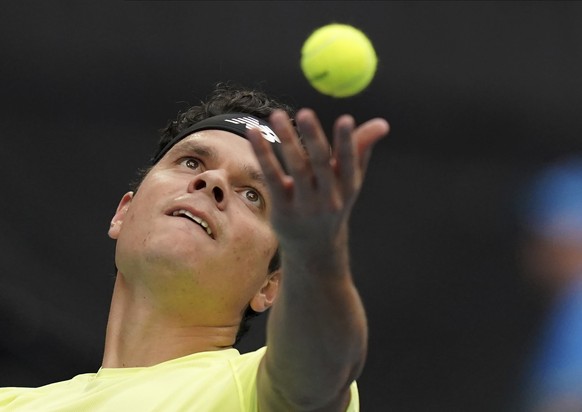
[102,273,239,368]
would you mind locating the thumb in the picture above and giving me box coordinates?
[354,118,390,172]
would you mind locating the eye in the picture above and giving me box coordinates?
[181,157,202,170]
[240,188,264,209]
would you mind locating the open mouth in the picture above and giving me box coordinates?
[171,209,213,238]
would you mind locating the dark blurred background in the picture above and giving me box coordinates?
[2,1,582,411]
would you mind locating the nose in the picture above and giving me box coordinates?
[188,171,227,208]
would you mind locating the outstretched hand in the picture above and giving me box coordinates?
[247,108,389,262]
[250,108,388,410]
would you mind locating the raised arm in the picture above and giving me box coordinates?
[247,108,389,411]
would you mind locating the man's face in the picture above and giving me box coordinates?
[109,130,279,323]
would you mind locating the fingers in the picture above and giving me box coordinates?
[332,115,357,198]
[246,127,292,205]
[293,109,337,202]
[248,108,389,216]
[352,118,390,174]
[269,110,312,204]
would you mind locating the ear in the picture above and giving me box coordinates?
[249,269,281,313]
[108,192,134,240]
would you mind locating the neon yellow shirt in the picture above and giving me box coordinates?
[0,347,359,411]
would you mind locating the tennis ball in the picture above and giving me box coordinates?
[300,24,377,98]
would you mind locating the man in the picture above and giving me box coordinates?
[0,84,389,411]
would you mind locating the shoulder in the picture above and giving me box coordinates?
[0,387,30,408]
[0,374,94,409]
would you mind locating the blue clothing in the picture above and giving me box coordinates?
[524,278,582,407]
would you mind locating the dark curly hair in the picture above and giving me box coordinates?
[155,82,295,158]
[142,82,294,346]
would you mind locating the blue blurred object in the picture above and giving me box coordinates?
[524,279,582,409]
[521,156,582,410]
[521,157,582,241]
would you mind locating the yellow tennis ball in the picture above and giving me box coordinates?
[301,24,378,98]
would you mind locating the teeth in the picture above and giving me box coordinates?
[172,209,213,237]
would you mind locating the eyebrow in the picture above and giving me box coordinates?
[171,141,218,162]
[242,164,267,190]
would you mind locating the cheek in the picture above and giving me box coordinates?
[230,224,277,272]
[116,202,165,263]
[119,208,149,244]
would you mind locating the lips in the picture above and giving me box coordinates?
[171,209,213,238]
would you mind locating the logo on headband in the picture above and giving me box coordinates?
[224,116,281,143]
